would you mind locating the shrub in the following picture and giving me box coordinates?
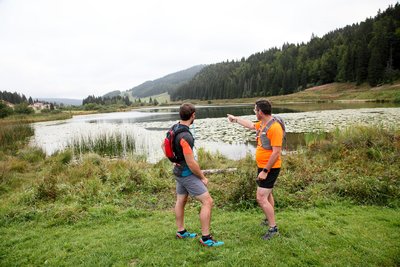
[18,147,46,163]
[13,103,34,114]
[0,101,13,118]
[36,176,58,201]
[394,92,400,103]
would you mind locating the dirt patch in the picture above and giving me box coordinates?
[305,84,332,92]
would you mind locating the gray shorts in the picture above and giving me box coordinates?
[175,174,208,197]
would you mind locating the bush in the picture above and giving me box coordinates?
[83,103,101,110]
[36,176,58,201]
[0,101,13,118]
[394,92,400,103]
[14,103,34,114]
[18,148,46,163]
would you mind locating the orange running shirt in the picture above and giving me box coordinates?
[254,121,283,168]
[180,138,193,155]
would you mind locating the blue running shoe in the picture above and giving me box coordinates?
[199,236,224,247]
[176,231,197,239]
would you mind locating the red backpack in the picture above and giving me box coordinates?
[164,125,192,163]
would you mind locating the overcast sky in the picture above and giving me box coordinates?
[0,0,397,99]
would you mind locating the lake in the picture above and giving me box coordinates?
[30,102,400,163]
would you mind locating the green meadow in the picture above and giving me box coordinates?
[0,124,399,266]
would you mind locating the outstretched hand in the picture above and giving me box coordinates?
[227,114,236,123]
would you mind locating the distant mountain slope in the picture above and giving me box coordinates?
[127,65,205,98]
[103,90,121,98]
[38,98,82,106]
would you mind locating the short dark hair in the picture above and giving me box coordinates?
[255,99,272,115]
[179,103,196,120]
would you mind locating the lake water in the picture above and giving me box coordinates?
[30,102,400,163]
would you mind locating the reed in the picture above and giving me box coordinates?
[67,133,136,158]
[0,123,34,150]
[303,131,330,147]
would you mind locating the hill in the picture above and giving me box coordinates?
[269,81,400,103]
[37,98,82,106]
[126,65,205,98]
[185,81,400,106]
[102,90,121,99]
[172,4,400,101]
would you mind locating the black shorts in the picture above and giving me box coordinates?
[256,168,280,189]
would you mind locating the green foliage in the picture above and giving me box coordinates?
[13,103,34,114]
[83,103,101,110]
[55,150,73,165]
[35,176,58,201]
[39,108,61,114]
[172,4,400,101]
[394,91,400,103]
[0,90,29,104]
[67,133,137,158]
[0,101,13,118]
[0,124,34,151]
[128,65,205,98]
[1,121,400,266]
[17,147,46,163]
[83,94,132,106]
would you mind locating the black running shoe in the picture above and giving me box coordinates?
[262,226,279,240]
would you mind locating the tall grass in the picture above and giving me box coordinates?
[394,91,400,103]
[281,125,400,207]
[0,123,34,151]
[304,131,330,147]
[67,133,137,158]
[1,125,398,217]
[0,112,72,125]
[0,124,399,265]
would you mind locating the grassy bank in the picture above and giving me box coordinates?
[269,82,400,103]
[0,112,72,126]
[0,124,399,266]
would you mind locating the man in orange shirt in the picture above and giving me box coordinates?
[162,103,224,247]
[227,99,283,240]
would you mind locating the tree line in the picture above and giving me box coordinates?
[0,90,59,118]
[82,95,160,109]
[82,95,132,106]
[0,91,34,105]
[172,4,400,101]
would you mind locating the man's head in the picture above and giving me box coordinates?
[254,99,272,119]
[179,103,196,123]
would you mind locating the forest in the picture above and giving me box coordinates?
[0,90,33,104]
[172,4,400,101]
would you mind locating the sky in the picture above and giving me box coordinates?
[0,0,397,99]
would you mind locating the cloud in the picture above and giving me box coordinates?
[0,0,396,99]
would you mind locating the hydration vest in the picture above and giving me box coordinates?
[164,123,193,163]
[256,116,286,150]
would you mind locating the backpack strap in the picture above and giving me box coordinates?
[172,124,193,162]
[258,116,286,151]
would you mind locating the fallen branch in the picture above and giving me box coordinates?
[202,168,237,174]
